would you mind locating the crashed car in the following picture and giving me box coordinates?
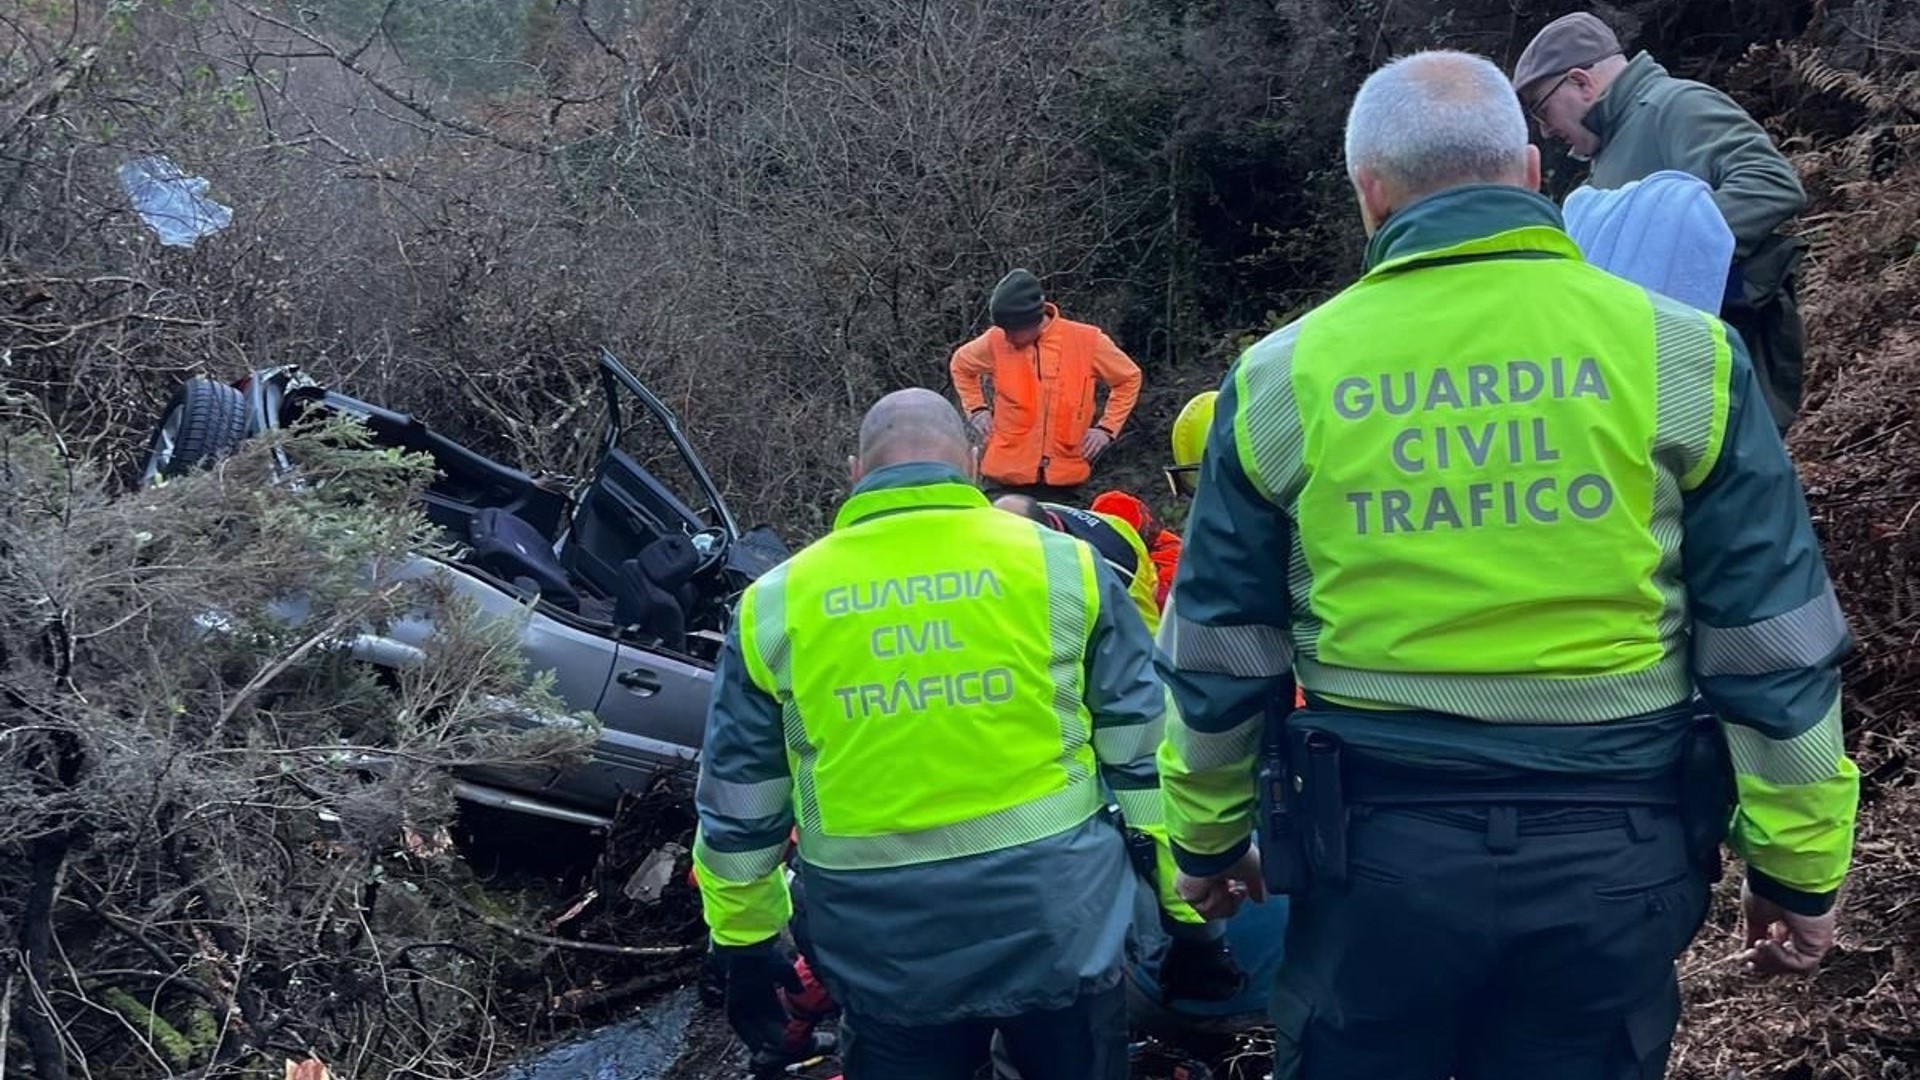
[140,349,788,829]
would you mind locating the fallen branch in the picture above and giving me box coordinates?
[548,969,689,1019]
[429,881,698,959]
[95,985,196,1071]
[217,581,407,727]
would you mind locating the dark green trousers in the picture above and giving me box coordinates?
[839,984,1128,1080]
[1271,803,1711,1080]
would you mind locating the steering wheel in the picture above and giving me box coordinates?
[688,525,732,580]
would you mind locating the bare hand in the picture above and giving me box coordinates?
[1175,848,1266,920]
[1741,880,1836,977]
[1081,427,1113,459]
[968,410,993,439]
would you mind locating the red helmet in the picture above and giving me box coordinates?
[1090,490,1158,539]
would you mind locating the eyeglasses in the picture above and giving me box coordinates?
[1526,70,1575,125]
[1164,464,1200,499]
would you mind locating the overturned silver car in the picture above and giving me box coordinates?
[141,349,789,828]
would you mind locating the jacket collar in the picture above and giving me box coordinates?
[834,462,988,531]
[1362,185,1580,276]
[1585,51,1664,144]
[991,302,1061,346]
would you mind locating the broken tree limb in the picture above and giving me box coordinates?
[429,880,699,958]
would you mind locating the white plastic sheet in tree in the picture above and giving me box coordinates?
[117,155,233,247]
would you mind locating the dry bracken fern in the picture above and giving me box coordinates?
[1788,44,1920,116]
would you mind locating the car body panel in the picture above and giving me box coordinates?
[151,350,793,826]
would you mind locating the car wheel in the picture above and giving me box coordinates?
[141,377,249,487]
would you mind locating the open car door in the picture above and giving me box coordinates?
[562,350,739,619]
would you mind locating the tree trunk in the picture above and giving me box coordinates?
[16,830,71,1080]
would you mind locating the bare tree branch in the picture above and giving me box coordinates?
[230,1,544,156]
[0,43,98,145]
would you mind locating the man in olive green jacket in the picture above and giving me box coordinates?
[1513,12,1808,434]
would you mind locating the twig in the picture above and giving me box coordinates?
[0,43,99,144]
[216,581,406,727]
[77,899,223,1009]
[1,965,13,1080]
[429,881,698,958]
[622,2,710,125]
[19,832,74,1080]
[344,0,401,64]
[230,2,543,156]
[570,0,630,64]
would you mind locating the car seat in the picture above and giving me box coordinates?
[468,507,581,612]
[614,534,700,648]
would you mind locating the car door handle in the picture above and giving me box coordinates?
[616,668,661,696]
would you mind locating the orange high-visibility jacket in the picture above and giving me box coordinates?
[1090,489,1183,610]
[950,303,1142,488]
[1146,532,1182,610]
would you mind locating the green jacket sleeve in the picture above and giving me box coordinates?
[692,589,796,947]
[1082,557,1203,926]
[1682,331,1857,915]
[1154,346,1300,877]
[1657,83,1807,259]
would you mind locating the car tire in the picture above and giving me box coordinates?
[141,377,249,487]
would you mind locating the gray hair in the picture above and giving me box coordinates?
[857,387,971,471]
[1344,50,1529,196]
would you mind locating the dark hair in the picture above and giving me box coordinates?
[994,493,1050,524]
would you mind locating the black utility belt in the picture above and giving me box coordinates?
[1338,758,1683,808]
[1256,724,1730,896]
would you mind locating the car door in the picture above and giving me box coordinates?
[563,349,741,602]
[359,557,621,800]
[570,643,713,803]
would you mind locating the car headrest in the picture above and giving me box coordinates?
[637,533,699,591]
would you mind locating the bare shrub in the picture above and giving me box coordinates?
[0,404,594,1078]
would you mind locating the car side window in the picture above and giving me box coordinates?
[604,391,718,529]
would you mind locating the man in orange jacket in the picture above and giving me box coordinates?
[951,269,1143,500]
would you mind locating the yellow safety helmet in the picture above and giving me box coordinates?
[1165,390,1217,498]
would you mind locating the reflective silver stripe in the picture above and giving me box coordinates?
[1161,615,1293,677]
[1168,714,1260,771]
[747,564,793,691]
[1651,303,1726,490]
[1093,715,1164,765]
[1724,692,1845,786]
[1041,532,1094,786]
[693,836,787,882]
[697,774,793,819]
[1694,585,1848,677]
[1110,785,1164,828]
[751,565,823,833]
[1235,322,1307,503]
[782,698,822,833]
[799,776,1102,871]
[1295,651,1692,724]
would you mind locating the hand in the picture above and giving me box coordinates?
[1175,847,1266,920]
[717,940,805,1052]
[1741,880,1837,977]
[968,410,993,438]
[1158,934,1247,1004]
[1081,427,1113,459]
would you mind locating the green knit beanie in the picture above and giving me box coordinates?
[989,269,1046,331]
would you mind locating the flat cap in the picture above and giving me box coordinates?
[1512,12,1623,95]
